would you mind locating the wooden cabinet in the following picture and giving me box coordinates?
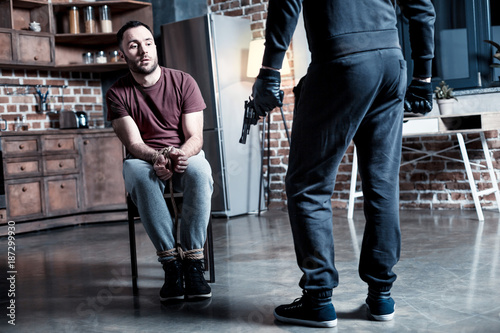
[0,0,55,67]
[0,0,152,71]
[81,132,126,210]
[0,129,126,235]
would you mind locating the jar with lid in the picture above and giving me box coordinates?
[96,51,107,64]
[83,6,97,33]
[109,50,120,63]
[69,6,80,34]
[82,52,94,64]
[99,5,112,33]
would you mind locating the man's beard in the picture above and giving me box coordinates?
[124,55,158,75]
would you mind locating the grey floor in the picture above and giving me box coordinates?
[1,209,500,333]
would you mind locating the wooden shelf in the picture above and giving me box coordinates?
[55,33,117,46]
[55,62,128,72]
[0,0,152,72]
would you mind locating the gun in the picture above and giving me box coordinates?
[239,97,259,144]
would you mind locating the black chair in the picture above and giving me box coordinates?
[127,192,215,295]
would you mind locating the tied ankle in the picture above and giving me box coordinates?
[183,259,211,299]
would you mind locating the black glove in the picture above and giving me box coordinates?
[404,80,433,115]
[252,68,283,117]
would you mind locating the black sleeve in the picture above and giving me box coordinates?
[262,0,303,69]
[398,0,436,78]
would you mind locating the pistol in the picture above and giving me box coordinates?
[239,97,259,144]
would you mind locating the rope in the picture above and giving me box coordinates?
[152,147,179,234]
[157,248,178,262]
[152,147,204,262]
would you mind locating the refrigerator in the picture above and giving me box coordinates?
[161,14,263,217]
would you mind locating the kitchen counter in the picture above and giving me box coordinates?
[0,128,127,236]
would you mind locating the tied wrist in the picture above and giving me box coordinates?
[151,146,175,165]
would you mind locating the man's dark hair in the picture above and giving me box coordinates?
[117,21,153,50]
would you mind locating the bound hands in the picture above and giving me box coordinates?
[252,68,283,117]
[404,79,433,115]
[153,148,188,181]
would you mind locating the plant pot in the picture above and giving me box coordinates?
[437,99,456,115]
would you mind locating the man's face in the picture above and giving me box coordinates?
[120,26,158,75]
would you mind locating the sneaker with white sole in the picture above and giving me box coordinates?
[160,260,184,302]
[183,259,212,300]
[366,296,395,321]
[274,295,337,328]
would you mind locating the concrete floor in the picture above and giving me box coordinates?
[1,209,499,332]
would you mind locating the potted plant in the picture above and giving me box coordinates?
[434,80,457,115]
[484,40,500,81]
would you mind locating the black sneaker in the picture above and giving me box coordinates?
[366,296,395,321]
[160,260,184,301]
[183,260,212,300]
[274,295,337,328]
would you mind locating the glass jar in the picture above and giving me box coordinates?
[96,51,107,64]
[69,6,80,34]
[109,50,120,63]
[82,52,94,64]
[99,5,112,33]
[83,6,97,33]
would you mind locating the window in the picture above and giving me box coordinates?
[399,0,500,90]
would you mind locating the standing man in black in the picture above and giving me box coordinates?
[252,0,435,328]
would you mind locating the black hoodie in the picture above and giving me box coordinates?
[262,0,435,78]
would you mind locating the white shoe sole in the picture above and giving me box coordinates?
[366,303,395,321]
[274,311,337,328]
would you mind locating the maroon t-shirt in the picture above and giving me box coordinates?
[106,67,206,149]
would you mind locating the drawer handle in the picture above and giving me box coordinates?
[34,55,39,61]
[20,165,26,171]
[58,143,62,148]
[22,186,27,192]
[19,144,25,150]
[84,140,90,145]
[60,184,65,189]
[59,162,64,168]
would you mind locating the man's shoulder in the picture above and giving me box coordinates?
[161,67,195,81]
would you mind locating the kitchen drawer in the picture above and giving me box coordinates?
[4,158,42,179]
[0,30,13,62]
[3,138,40,156]
[18,33,53,64]
[6,180,43,218]
[42,136,76,153]
[46,176,79,214]
[44,156,78,175]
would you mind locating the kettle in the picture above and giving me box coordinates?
[75,111,89,128]
[59,110,89,129]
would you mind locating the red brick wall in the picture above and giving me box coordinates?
[209,0,500,212]
[0,69,104,131]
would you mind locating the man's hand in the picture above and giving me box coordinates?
[252,68,283,117]
[153,154,173,181]
[169,148,188,173]
[404,79,433,115]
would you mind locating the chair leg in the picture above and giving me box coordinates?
[206,217,215,283]
[127,196,139,295]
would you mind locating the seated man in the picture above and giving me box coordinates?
[106,21,213,301]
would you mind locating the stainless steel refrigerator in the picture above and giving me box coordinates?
[161,14,263,217]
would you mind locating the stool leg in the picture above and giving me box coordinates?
[127,196,139,295]
[207,217,215,283]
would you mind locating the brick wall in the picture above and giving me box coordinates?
[209,0,500,212]
[0,69,104,131]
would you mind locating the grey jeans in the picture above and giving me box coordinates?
[123,150,213,263]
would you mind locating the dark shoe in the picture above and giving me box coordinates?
[274,295,337,328]
[160,260,184,302]
[366,296,395,321]
[183,259,212,300]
